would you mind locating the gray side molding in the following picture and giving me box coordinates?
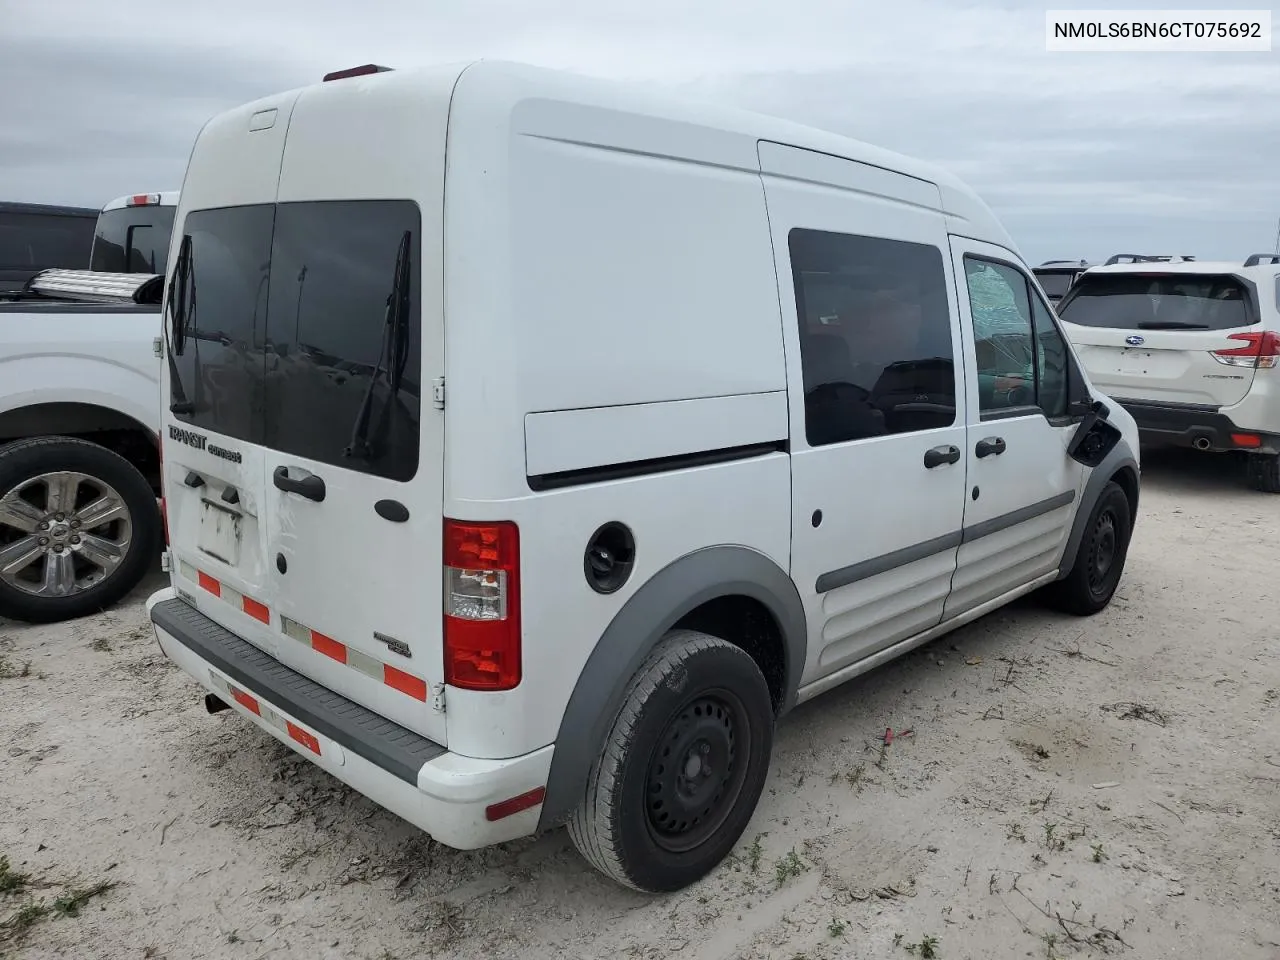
[536,545,807,831]
[1057,439,1139,580]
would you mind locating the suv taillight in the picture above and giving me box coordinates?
[443,519,521,691]
[1211,331,1280,369]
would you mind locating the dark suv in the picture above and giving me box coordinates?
[1032,260,1091,305]
[0,201,98,295]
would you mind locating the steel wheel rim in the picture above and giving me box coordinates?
[1087,508,1118,593]
[644,690,750,854]
[0,471,133,599]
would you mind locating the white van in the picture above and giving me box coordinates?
[146,60,1141,892]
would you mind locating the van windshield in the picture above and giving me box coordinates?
[91,205,177,275]
[1058,273,1255,331]
[167,200,422,482]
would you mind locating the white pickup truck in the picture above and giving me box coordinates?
[0,269,163,623]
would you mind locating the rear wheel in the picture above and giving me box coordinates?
[0,437,160,624]
[1043,481,1132,616]
[1246,452,1280,494]
[568,630,774,893]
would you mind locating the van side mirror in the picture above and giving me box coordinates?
[1066,398,1120,467]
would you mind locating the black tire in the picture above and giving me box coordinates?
[568,630,774,893]
[1043,480,1132,616]
[1246,453,1280,494]
[0,437,160,624]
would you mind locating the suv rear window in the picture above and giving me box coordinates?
[168,200,422,482]
[91,205,177,275]
[1058,273,1255,331]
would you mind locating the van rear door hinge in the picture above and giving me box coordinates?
[152,336,163,358]
[432,377,445,410]
[430,685,446,713]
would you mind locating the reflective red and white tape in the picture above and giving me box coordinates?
[179,559,429,703]
[280,615,428,702]
[208,671,322,757]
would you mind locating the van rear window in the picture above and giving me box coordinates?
[263,201,421,482]
[169,204,275,445]
[168,200,422,482]
[1058,274,1255,331]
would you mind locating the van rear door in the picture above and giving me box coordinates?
[255,75,450,745]
[163,71,452,747]
[162,91,301,669]
[1058,271,1263,407]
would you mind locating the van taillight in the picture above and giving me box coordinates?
[443,519,521,691]
[1211,332,1280,369]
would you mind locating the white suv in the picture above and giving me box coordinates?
[1057,254,1280,492]
[146,60,1141,893]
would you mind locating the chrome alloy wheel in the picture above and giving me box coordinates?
[0,471,133,599]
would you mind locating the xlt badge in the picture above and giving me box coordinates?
[374,632,411,659]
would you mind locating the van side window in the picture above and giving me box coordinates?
[964,256,1073,420]
[170,204,276,444]
[1032,296,1069,419]
[787,228,957,447]
[264,201,422,483]
[963,258,1036,415]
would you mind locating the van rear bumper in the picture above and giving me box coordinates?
[146,588,552,850]
[1115,398,1280,455]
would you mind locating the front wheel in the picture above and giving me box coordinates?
[0,437,160,624]
[568,630,775,893]
[1042,480,1133,616]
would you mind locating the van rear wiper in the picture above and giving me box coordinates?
[166,234,196,415]
[1136,321,1209,330]
[344,230,412,461]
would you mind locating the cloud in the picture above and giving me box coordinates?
[2,0,1277,262]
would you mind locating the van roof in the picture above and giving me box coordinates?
[284,59,1016,252]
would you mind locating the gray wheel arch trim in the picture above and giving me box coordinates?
[536,544,807,831]
[1057,439,1139,580]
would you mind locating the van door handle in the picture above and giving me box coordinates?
[975,436,1007,458]
[923,444,961,468]
[273,466,326,502]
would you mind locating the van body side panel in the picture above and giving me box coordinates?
[523,392,788,479]
[441,72,792,760]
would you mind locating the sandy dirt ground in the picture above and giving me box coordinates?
[2,448,1279,960]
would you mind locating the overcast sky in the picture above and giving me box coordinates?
[2,0,1277,264]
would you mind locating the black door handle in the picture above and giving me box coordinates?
[923,444,961,468]
[273,466,326,502]
[975,436,1007,458]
